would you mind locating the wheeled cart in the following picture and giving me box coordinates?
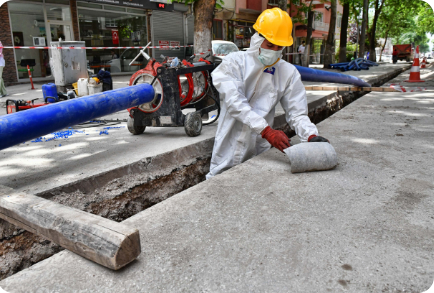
[127,61,220,137]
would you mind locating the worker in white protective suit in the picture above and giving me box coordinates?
[206,8,329,179]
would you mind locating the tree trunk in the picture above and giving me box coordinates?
[324,0,337,67]
[369,0,385,62]
[289,0,294,63]
[359,0,368,58]
[278,0,289,61]
[305,7,315,67]
[193,0,216,59]
[379,30,388,61]
[339,1,350,62]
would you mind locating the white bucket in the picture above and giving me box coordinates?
[77,78,89,96]
[88,83,103,95]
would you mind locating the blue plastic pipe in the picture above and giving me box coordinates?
[0,84,155,150]
[295,65,371,87]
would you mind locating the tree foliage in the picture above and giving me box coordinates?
[375,0,431,53]
[416,2,434,35]
[324,0,337,66]
[343,0,430,59]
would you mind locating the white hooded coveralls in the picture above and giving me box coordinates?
[206,34,318,179]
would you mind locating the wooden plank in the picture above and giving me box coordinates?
[304,86,399,92]
[0,185,141,270]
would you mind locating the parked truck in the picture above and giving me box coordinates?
[393,44,414,62]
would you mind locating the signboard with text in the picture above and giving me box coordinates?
[170,41,180,50]
[85,0,174,10]
[158,40,170,50]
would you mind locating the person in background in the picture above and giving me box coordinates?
[298,41,306,66]
[111,50,119,59]
[392,48,398,64]
[0,41,7,98]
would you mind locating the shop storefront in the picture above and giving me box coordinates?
[76,0,177,74]
[4,0,180,82]
[8,0,73,79]
[77,2,150,73]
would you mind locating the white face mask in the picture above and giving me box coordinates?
[258,48,282,66]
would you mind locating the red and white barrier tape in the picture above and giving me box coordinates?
[389,84,427,92]
[0,45,228,56]
[0,45,194,50]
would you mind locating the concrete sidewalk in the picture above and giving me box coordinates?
[1,64,432,292]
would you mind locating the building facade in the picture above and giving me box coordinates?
[214,0,343,64]
[0,0,194,85]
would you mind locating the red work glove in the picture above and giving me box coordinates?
[261,126,291,152]
[308,134,330,143]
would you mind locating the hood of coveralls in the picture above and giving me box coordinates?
[246,33,284,62]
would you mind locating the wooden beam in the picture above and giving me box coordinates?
[0,185,141,270]
[304,86,399,92]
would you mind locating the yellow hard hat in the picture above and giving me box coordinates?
[253,8,293,47]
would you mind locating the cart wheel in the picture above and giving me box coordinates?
[127,116,146,135]
[184,112,202,137]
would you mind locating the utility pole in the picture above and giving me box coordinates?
[359,0,368,58]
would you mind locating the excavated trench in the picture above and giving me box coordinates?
[0,65,411,280]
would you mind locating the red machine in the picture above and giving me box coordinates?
[6,99,48,114]
[126,43,220,137]
[6,93,75,115]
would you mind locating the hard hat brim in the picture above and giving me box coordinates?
[260,34,293,47]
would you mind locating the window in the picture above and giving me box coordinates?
[213,20,223,40]
[45,0,69,4]
[45,4,71,21]
[9,2,49,78]
[105,18,117,27]
[212,42,239,55]
[314,12,323,22]
[268,0,279,5]
[78,9,148,74]
[337,15,342,28]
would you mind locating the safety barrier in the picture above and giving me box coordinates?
[27,65,35,90]
[0,45,227,57]
[0,45,194,50]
